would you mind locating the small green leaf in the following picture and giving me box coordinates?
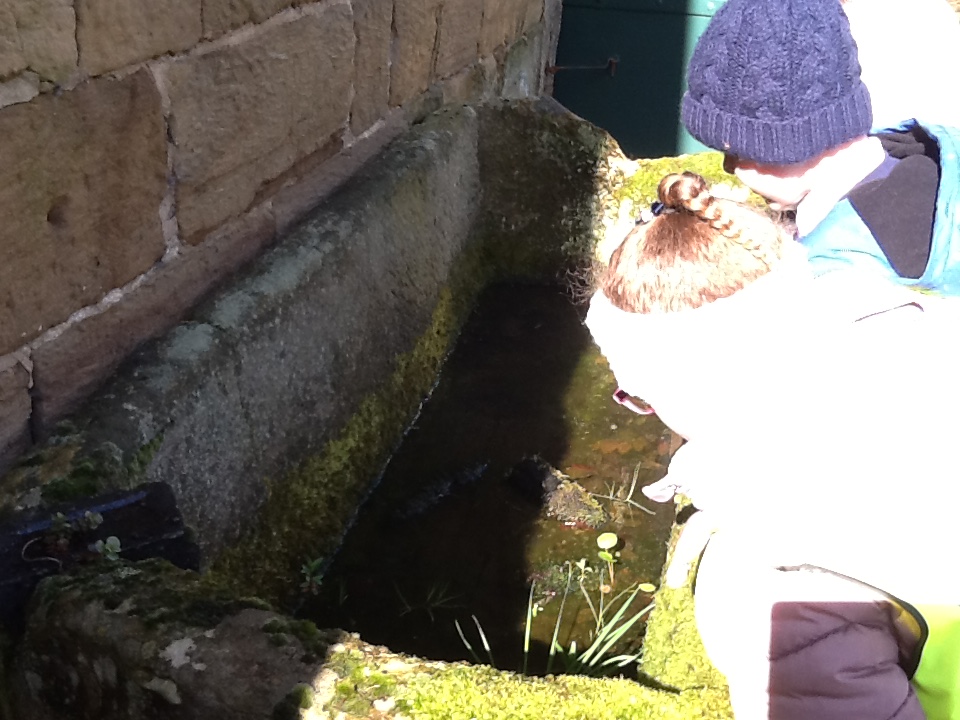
[596,532,619,550]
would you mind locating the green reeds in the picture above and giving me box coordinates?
[456,559,654,678]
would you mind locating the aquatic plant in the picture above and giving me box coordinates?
[528,562,574,606]
[20,510,110,570]
[396,582,463,623]
[589,460,655,516]
[456,558,654,678]
[90,536,122,562]
[300,557,324,596]
[545,562,653,677]
[596,532,619,586]
[455,615,496,667]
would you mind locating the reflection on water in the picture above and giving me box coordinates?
[304,283,675,675]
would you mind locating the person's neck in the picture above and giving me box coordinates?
[795,136,887,237]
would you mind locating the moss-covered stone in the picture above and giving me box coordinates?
[208,280,479,606]
[272,682,316,720]
[1,433,161,518]
[640,515,732,715]
[477,101,621,276]
[545,479,609,529]
[305,634,731,720]
[30,558,272,631]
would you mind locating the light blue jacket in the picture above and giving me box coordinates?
[801,121,960,296]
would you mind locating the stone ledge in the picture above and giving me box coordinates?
[9,106,484,567]
[11,558,731,719]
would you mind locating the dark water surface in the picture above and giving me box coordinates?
[305,283,676,675]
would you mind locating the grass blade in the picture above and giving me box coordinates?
[523,582,535,676]
[455,619,482,665]
[472,614,496,667]
[546,563,574,675]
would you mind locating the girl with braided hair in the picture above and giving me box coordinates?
[586,172,960,720]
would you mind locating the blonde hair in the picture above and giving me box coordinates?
[596,172,790,313]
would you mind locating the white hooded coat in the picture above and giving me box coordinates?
[586,252,960,718]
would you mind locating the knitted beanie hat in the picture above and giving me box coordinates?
[682,0,873,165]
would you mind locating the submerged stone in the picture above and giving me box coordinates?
[506,455,609,528]
[545,478,609,529]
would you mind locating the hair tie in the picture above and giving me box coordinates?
[636,200,674,225]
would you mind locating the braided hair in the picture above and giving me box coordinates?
[597,172,789,313]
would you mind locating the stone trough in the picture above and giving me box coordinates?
[0,99,735,720]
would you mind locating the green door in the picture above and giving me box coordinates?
[552,0,725,159]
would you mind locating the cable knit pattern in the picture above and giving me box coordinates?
[682,0,873,164]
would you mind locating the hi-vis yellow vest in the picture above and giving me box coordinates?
[893,601,960,720]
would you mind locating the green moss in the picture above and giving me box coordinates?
[391,662,728,720]
[327,659,398,717]
[207,219,518,605]
[36,558,273,632]
[478,103,613,274]
[10,438,144,510]
[613,152,731,209]
[272,683,316,720]
[40,471,102,504]
[638,518,732,718]
[260,617,329,662]
[128,435,164,481]
[327,647,365,680]
[268,633,290,647]
[209,282,472,604]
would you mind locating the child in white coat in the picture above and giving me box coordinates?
[585,172,960,720]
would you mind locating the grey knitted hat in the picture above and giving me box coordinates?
[681,0,873,165]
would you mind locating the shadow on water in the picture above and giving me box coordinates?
[304,283,676,676]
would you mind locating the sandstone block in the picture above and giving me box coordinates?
[0,357,31,474]
[524,0,544,32]
[31,206,276,434]
[0,71,38,108]
[0,69,167,356]
[390,0,441,106]
[0,3,26,78]
[435,0,483,80]
[77,0,202,77]
[350,0,392,135]
[163,6,354,242]
[202,0,299,40]
[11,0,77,82]
[272,109,407,235]
[442,60,498,105]
[481,0,541,55]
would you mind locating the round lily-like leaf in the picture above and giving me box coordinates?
[596,532,619,550]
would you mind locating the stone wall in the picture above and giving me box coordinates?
[0,0,563,473]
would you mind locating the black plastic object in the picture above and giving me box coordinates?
[0,482,200,634]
